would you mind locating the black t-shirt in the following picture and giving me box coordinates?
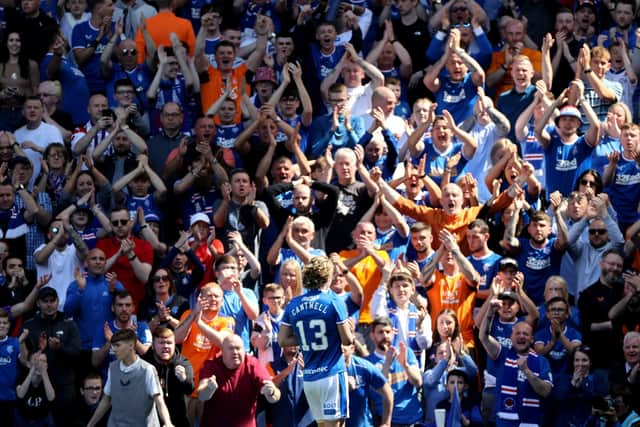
[17,379,52,420]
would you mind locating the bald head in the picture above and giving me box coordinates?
[86,248,107,276]
[221,334,245,369]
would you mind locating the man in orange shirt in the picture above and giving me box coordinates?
[339,221,389,327]
[486,18,542,97]
[174,282,234,425]
[421,229,479,347]
[135,0,195,64]
[377,177,517,255]
[198,16,270,123]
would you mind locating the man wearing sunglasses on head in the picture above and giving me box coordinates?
[101,37,153,114]
[97,206,153,307]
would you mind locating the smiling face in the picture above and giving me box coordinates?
[624,336,640,365]
[6,32,21,56]
[198,285,223,313]
[573,349,591,373]
[152,268,171,295]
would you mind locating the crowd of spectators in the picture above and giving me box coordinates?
[2,0,640,426]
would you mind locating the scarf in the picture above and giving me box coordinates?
[388,300,422,358]
[497,348,544,426]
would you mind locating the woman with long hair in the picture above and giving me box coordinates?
[138,266,189,332]
[0,32,39,131]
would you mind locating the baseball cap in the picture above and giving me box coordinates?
[189,212,210,227]
[498,290,518,301]
[498,258,518,271]
[253,67,277,85]
[555,105,582,124]
[576,0,597,14]
[38,286,58,300]
[145,213,160,223]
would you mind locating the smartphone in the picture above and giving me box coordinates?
[102,108,116,120]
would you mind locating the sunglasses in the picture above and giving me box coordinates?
[588,229,607,235]
[111,219,129,226]
[451,6,468,12]
[153,275,170,282]
[120,48,137,56]
[580,179,596,187]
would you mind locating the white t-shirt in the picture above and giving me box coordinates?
[34,243,80,310]
[14,122,63,188]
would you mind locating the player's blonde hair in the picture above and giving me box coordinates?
[302,256,334,290]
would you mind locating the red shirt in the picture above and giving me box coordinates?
[199,354,271,427]
[96,236,153,308]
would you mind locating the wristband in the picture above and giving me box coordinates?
[501,63,508,71]
[89,39,100,49]
[127,253,137,261]
[140,224,149,230]
[584,68,592,74]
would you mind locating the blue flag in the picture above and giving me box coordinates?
[446,386,462,427]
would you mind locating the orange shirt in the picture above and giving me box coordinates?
[393,191,513,255]
[427,271,477,346]
[178,310,235,397]
[200,64,249,124]
[487,48,542,98]
[135,11,196,63]
[340,248,390,324]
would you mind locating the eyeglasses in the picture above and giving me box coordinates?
[120,48,137,56]
[453,23,471,28]
[589,229,607,235]
[153,275,170,282]
[548,307,567,313]
[580,179,596,187]
[83,386,101,391]
[47,151,64,158]
[116,89,134,95]
[451,6,468,12]
[111,219,129,226]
